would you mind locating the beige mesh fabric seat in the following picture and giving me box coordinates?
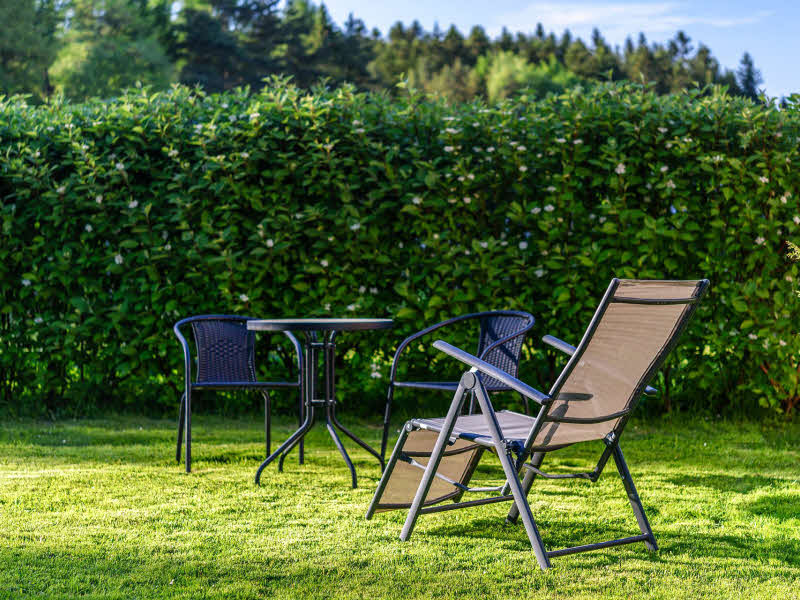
[366,278,709,570]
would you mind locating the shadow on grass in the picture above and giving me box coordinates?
[744,491,800,521]
[664,473,786,493]
[421,511,800,571]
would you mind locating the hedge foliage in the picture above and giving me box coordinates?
[1,80,799,418]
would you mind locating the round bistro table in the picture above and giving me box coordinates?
[247,318,393,487]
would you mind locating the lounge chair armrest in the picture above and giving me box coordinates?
[542,334,656,395]
[542,334,576,356]
[433,340,551,405]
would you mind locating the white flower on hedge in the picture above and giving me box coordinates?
[249,112,260,120]
[755,236,766,245]
[458,176,465,182]
[448,198,457,203]
[599,216,607,223]
[347,303,356,312]
[266,238,274,247]
[128,200,138,209]
[615,163,626,175]
[473,147,482,152]
[168,149,179,158]
[239,294,249,302]
[33,150,41,158]
[57,186,65,194]
[658,127,668,133]
[479,241,489,249]
[759,176,769,184]
[467,173,474,180]
[350,223,361,231]
[410,196,422,205]
[555,138,566,144]
[229,115,237,122]
[84,224,92,233]
[665,142,673,149]
[666,180,676,189]
[324,303,331,311]
[370,287,378,294]
[793,216,800,225]
[320,259,329,268]
[710,155,723,163]
[509,141,518,147]
[748,333,757,340]
[34,317,43,324]
[81,144,88,151]
[519,165,528,172]
[546,186,556,192]
[463,197,471,204]
[352,119,362,126]
[660,165,669,173]
[95,194,103,204]
[444,127,460,134]
[781,194,789,204]
[115,162,125,171]
[518,145,527,151]
[354,127,366,134]
[544,204,555,212]
[531,207,541,214]
[114,254,124,265]
[519,241,528,250]
[21,278,31,287]
[358,285,366,294]
[486,146,495,152]
[780,339,787,347]
[573,139,583,145]
[444,145,454,152]
[164,243,171,251]
[534,268,545,278]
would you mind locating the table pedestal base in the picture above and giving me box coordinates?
[254,330,384,488]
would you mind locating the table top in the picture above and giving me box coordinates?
[247,318,394,332]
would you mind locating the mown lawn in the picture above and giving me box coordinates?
[0,414,798,599]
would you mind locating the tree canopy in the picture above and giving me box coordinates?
[0,0,767,103]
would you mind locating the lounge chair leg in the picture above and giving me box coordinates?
[400,381,469,541]
[612,444,658,552]
[506,452,544,524]
[472,383,550,569]
[176,392,186,463]
[366,423,411,519]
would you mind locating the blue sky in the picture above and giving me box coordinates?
[318,0,799,98]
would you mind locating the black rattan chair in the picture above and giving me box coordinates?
[381,311,534,462]
[173,315,303,473]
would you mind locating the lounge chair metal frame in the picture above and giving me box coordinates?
[367,278,709,569]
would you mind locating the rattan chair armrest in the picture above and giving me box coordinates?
[433,340,551,405]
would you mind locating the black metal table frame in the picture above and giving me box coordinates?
[251,323,387,487]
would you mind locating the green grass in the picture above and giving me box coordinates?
[1,415,798,599]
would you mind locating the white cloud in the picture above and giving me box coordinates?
[492,2,772,41]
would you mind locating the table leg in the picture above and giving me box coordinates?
[255,409,314,484]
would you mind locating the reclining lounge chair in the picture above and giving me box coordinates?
[366,278,709,569]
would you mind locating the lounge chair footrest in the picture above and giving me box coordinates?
[419,495,514,514]
[546,534,651,558]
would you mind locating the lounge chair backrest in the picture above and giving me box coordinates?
[532,279,709,449]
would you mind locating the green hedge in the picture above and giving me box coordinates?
[1,80,799,418]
